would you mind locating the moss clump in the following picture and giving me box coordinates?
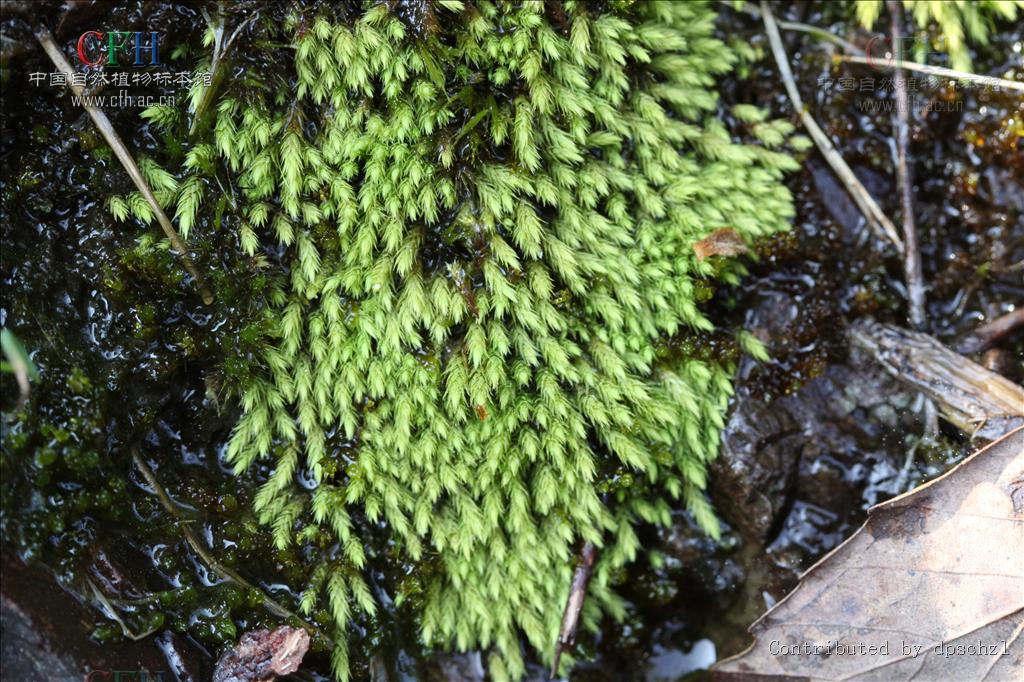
[136,1,796,678]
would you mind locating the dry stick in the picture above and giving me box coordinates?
[956,307,1024,354]
[189,8,254,138]
[130,450,332,646]
[733,0,1022,93]
[836,55,1024,92]
[849,319,1024,441]
[727,1,866,56]
[550,542,597,680]
[35,27,215,305]
[735,1,1023,93]
[189,7,227,138]
[887,1,926,330]
[759,2,904,254]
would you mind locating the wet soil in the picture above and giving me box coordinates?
[1,3,1021,682]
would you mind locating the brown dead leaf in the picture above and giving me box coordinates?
[714,427,1024,681]
[213,626,310,682]
[693,228,749,261]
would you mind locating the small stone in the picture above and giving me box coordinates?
[213,626,310,682]
[710,394,802,543]
[871,404,898,428]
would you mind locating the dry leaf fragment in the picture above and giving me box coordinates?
[693,228,749,261]
[714,427,1024,681]
[213,626,310,682]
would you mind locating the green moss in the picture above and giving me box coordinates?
[135,1,797,678]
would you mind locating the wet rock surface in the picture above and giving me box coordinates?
[1,552,203,682]
[710,391,801,544]
[690,350,929,653]
[807,160,891,246]
[1,597,82,682]
[428,652,486,682]
[710,282,926,544]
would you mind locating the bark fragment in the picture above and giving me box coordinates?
[213,626,310,682]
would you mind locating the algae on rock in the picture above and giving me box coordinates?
[133,1,797,678]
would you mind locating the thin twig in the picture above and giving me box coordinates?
[191,7,226,140]
[190,7,255,137]
[956,307,1024,354]
[836,55,1024,92]
[759,2,904,253]
[740,0,1024,93]
[34,27,215,305]
[131,450,331,646]
[887,1,926,330]
[88,578,165,641]
[732,0,1022,93]
[725,1,865,56]
[550,542,597,680]
[894,437,918,493]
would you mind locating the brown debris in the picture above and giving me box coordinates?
[213,626,310,682]
[693,228,749,262]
